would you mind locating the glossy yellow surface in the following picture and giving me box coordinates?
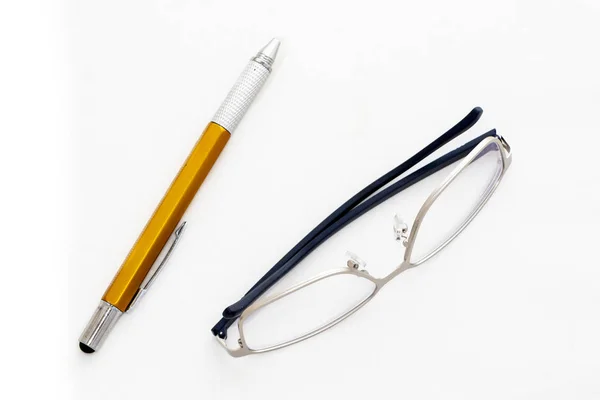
[103,122,231,311]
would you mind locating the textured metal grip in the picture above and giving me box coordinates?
[212,61,270,133]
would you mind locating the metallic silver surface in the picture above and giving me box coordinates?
[217,136,513,357]
[251,38,280,71]
[212,39,279,133]
[128,221,187,311]
[79,301,123,352]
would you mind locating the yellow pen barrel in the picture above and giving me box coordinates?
[103,122,230,311]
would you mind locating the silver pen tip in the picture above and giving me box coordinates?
[78,301,123,353]
[258,38,280,62]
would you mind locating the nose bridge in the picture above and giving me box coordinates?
[380,262,411,285]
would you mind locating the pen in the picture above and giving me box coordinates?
[78,38,280,353]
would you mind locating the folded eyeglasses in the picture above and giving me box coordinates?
[212,107,512,357]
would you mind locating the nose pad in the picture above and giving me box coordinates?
[393,214,409,246]
[345,251,368,274]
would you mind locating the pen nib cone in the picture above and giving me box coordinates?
[258,38,280,61]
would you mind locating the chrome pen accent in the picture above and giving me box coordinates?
[79,222,187,352]
[212,38,280,133]
[128,221,187,311]
[79,301,123,353]
[251,39,280,72]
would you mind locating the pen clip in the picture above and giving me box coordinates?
[128,221,187,312]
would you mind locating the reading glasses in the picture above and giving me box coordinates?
[211,107,512,356]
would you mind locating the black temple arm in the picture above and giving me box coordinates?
[246,107,482,294]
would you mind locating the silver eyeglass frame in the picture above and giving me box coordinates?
[217,135,512,357]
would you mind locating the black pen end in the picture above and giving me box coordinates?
[79,342,95,354]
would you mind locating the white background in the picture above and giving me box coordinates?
[2,0,599,399]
